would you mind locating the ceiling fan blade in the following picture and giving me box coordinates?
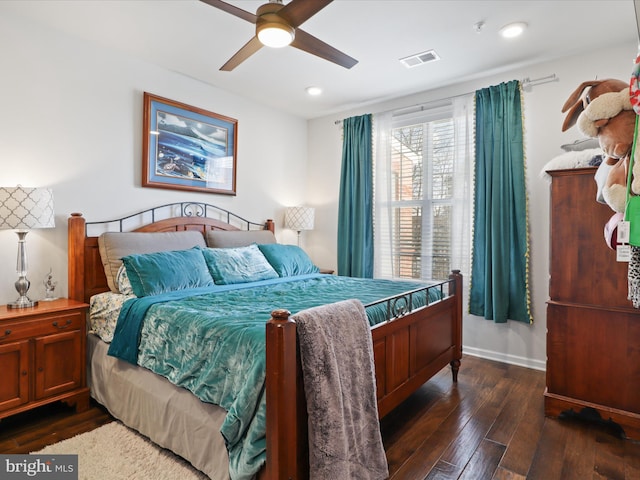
[199,0,257,23]
[278,0,333,28]
[220,36,263,71]
[292,29,357,69]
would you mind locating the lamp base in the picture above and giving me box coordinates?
[7,296,38,309]
[9,233,37,309]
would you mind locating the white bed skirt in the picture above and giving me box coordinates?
[87,333,231,480]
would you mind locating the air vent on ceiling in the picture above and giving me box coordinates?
[399,49,440,68]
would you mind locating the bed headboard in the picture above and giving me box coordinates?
[68,202,275,304]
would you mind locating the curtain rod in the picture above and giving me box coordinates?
[334,73,558,124]
[521,73,558,88]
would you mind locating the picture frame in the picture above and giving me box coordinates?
[142,92,237,195]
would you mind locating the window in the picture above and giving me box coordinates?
[374,96,473,283]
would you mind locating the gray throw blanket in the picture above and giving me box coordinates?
[293,299,389,480]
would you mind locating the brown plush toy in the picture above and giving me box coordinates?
[561,78,628,132]
[562,79,636,213]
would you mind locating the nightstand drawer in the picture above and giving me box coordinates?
[0,311,84,343]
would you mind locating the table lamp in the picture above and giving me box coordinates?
[284,206,315,246]
[0,186,55,308]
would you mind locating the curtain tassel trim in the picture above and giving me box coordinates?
[521,81,534,324]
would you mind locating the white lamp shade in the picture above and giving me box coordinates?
[285,206,315,231]
[0,186,55,230]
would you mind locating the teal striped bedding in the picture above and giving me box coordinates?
[107,273,442,480]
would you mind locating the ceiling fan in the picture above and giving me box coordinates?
[200,0,358,71]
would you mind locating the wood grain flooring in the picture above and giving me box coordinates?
[1,355,638,479]
[381,355,640,480]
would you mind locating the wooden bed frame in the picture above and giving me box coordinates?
[67,202,463,480]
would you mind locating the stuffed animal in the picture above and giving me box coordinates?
[561,78,628,132]
[561,79,637,213]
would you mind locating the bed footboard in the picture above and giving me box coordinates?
[264,270,463,479]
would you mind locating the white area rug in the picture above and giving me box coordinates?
[35,421,209,480]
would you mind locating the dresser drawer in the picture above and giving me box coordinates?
[0,311,84,344]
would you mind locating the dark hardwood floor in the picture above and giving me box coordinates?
[1,355,639,479]
[0,401,112,454]
[381,355,640,480]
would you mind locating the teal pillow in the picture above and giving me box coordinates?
[257,244,319,277]
[202,244,279,285]
[122,247,214,297]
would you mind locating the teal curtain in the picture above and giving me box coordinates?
[469,80,531,323]
[338,114,374,277]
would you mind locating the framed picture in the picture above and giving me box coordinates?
[142,92,237,195]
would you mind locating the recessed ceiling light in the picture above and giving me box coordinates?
[499,22,527,38]
[306,86,322,96]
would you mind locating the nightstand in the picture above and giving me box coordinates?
[0,298,90,420]
[319,268,335,275]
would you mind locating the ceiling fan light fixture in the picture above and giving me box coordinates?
[208,0,358,71]
[257,21,295,48]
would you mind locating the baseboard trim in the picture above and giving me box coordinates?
[462,346,546,372]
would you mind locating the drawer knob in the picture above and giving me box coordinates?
[52,319,72,329]
[0,329,10,339]
[21,370,27,376]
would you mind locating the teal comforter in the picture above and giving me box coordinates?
[108,273,440,480]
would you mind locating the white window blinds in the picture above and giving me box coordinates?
[374,95,473,282]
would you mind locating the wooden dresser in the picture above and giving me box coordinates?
[546,167,640,439]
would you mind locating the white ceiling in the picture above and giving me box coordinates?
[4,0,639,119]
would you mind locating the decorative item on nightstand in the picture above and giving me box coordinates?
[0,186,55,308]
[42,268,59,301]
[285,206,315,246]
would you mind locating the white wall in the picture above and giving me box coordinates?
[0,11,308,305]
[307,42,638,370]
